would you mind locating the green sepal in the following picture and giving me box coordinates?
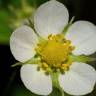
[11,57,41,67]
[62,16,75,35]
[51,72,59,88]
[70,55,96,63]
[11,62,23,67]
[25,57,41,64]
[51,72,65,96]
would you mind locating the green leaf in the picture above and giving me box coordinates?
[0,10,12,45]
[0,24,12,45]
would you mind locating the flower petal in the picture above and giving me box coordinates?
[20,64,52,95]
[10,25,38,62]
[65,21,96,55]
[34,0,69,38]
[59,62,96,95]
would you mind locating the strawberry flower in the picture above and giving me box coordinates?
[10,0,96,96]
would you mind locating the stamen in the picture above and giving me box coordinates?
[35,34,75,74]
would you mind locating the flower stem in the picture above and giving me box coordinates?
[2,70,17,96]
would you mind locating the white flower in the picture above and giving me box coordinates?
[10,0,96,96]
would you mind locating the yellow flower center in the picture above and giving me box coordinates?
[35,34,75,74]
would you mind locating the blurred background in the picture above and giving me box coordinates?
[0,0,96,96]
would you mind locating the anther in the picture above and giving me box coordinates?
[35,34,75,74]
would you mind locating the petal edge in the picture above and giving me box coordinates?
[10,25,38,62]
[34,0,69,37]
[20,64,52,95]
[59,62,96,95]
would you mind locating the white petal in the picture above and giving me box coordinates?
[20,64,52,95]
[65,21,96,55]
[34,0,69,38]
[59,62,96,95]
[10,25,38,62]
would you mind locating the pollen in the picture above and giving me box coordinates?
[35,34,75,74]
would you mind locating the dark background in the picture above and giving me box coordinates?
[0,0,96,96]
